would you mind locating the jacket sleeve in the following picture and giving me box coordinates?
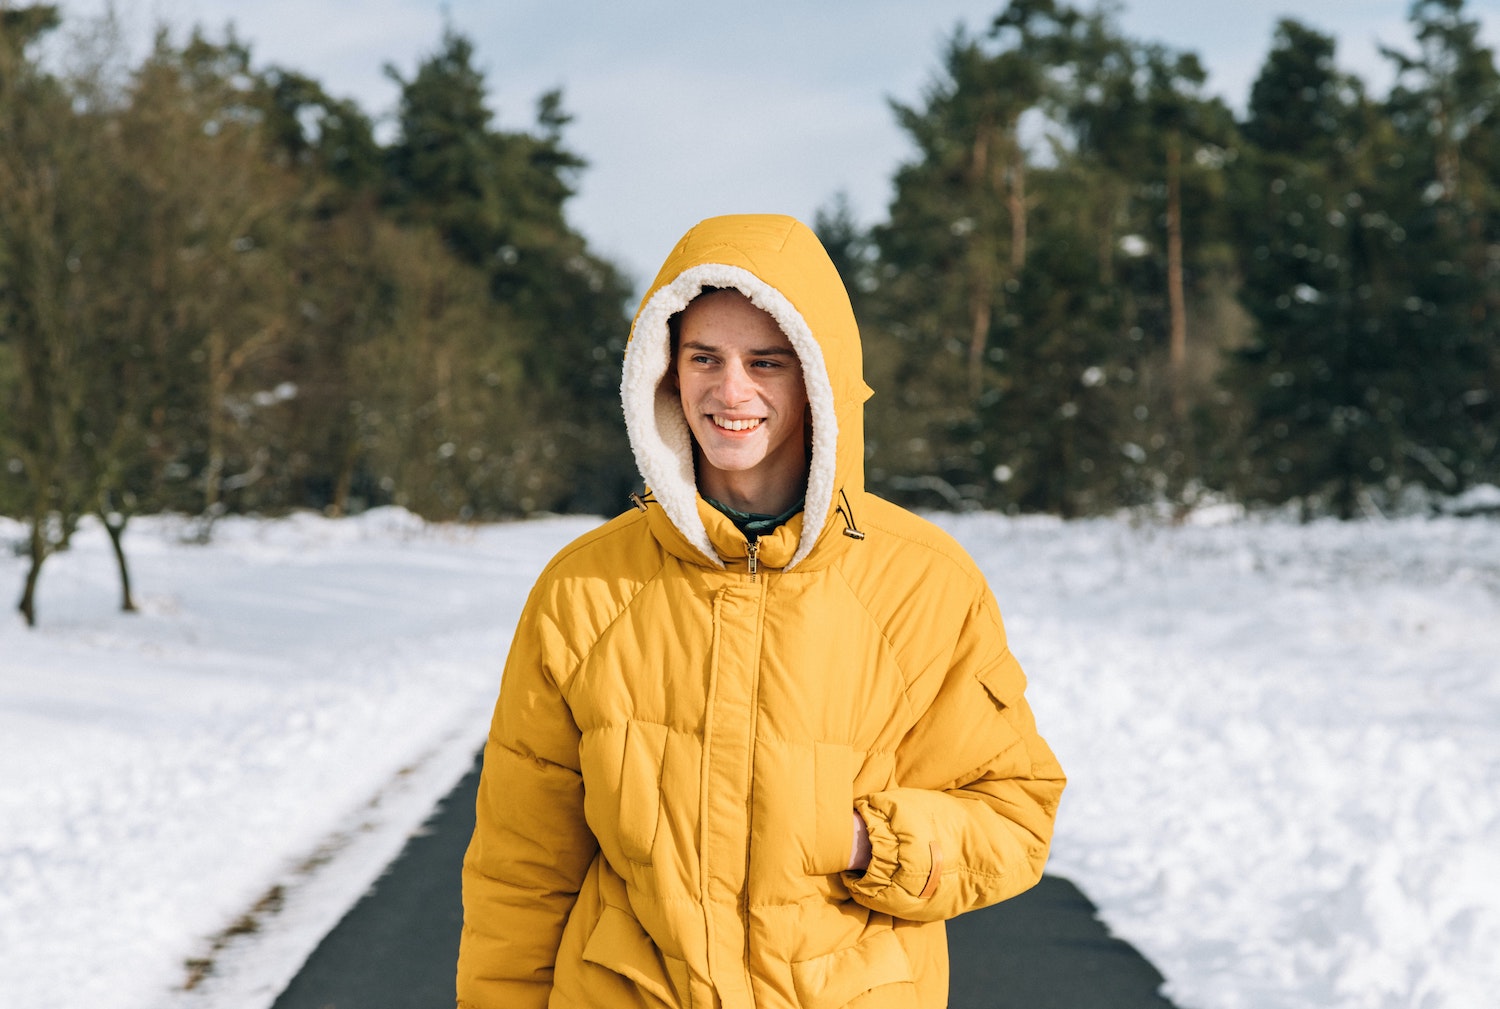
[843,587,1065,922]
[457,588,598,1009]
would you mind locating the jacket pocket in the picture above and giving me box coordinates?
[809,741,856,875]
[975,649,1027,709]
[581,720,669,865]
[581,902,680,1008]
[790,927,917,1009]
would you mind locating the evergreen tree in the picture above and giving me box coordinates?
[1226,2,1500,515]
[1226,19,1399,517]
[258,67,382,196]
[1058,19,1240,492]
[868,9,1068,511]
[384,31,634,512]
[864,1,1241,514]
[1380,0,1499,492]
[2,7,645,624]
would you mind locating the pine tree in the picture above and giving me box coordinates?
[384,31,634,512]
[1380,0,1500,493]
[1226,3,1500,515]
[1226,19,1397,517]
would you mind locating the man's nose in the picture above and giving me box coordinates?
[717,360,754,405]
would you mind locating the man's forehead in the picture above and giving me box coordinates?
[681,289,780,326]
[680,338,797,357]
[678,291,797,355]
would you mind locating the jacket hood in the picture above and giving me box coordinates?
[621,214,871,571]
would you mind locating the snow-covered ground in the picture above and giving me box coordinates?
[2,505,1497,1009]
[937,508,1500,1009]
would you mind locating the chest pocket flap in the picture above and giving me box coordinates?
[581,719,669,865]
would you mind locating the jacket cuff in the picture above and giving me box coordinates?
[842,794,938,907]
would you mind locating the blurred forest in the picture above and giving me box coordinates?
[3,0,1499,624]
[834,0,1499,522]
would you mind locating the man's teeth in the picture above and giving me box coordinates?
[713,416,762,432]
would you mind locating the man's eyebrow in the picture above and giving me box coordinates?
[681,340,798,357]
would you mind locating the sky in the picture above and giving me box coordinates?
[44,0,1500,291]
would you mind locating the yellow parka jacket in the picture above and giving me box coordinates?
[457,215,1065,1009]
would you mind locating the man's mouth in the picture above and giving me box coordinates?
[712,415,763,432]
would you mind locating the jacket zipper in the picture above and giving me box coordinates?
[746,537,760,582]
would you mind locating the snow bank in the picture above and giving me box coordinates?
[1441,482,1500,516]
[932,511,1500,1009]
[2,507,1497,1009]
[0,510,598,1009]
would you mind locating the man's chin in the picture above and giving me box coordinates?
[700,451,768,477]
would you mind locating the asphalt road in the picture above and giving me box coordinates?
[271,755,1177,1009]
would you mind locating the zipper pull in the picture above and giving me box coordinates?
[747,538,760,582]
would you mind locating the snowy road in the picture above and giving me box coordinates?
[2,505,1498,1009]
[268,756,1174,1009]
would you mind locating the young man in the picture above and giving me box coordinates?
[457,214,1064,1009]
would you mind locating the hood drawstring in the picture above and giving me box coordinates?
[837,488,866,541]
[629,491,656,513]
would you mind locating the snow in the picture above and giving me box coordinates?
[0,508,596,1009]
[930,510,1500,1009]
[1442,482,1500,516]
[3,505,1498,1009]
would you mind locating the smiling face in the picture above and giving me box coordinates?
[673,290,809,516]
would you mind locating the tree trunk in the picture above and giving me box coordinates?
[1095,175,1117,287]
[1008,152,1027,274]
[203,325,226,516]
[966,121,996,400]
[967,274,994,401]
[1434,105,1458,204]
[1059,424,1076,520]
[17,517,47,628]
[1335,439,1357,521]
[1165,132,1188,423]
[102,511,137,613]
[329,426,360,518]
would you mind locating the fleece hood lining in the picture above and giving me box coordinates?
[621,263,838,571]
